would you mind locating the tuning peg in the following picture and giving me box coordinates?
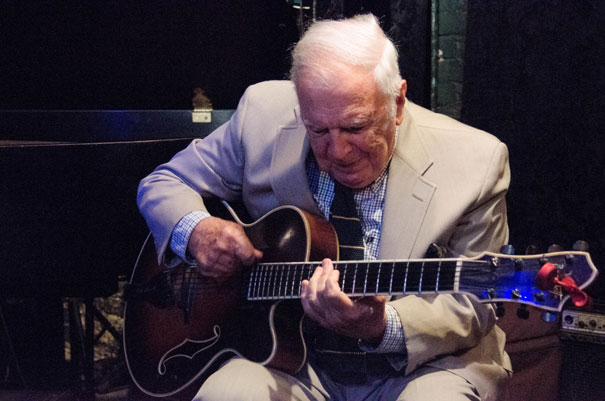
[499,244,515,255]
[541,311,558,323]
[495,302,505,317]
[572,240,589,252]
[548,244,563,253]
[525,244,539,255]
[516,304,530,320]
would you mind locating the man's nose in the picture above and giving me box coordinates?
[328,129,352,160]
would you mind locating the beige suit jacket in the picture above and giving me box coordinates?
[138,80,513,399]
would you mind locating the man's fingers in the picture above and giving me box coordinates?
[188,217,260,281]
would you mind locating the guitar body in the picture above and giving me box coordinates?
[123,204,338,399]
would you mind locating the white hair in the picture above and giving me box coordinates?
[290,14,402,106]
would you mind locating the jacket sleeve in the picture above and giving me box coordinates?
[136,89,252,264]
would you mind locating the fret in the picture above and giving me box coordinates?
[353,263,365,294]
[375,262,382,294]
[297,265,304,296]
[292,265,305,296]
[403,261,409,293]
[259,265,266,298]
[278,265,283,298]
[256,265,263,299]
[284,266,291,297]
[290,265,295,298]
[406,262,422,293]
[266,264,273,299]
[393,262,405,294]
[363,263,370,295]
[389,262,395,294]
[378,262,392,293]
[290,266,296,298]
[256,265,262,299]
[418,261,424,292]
[351,263,358,295]
[340,263,348,293]
[261,266,271,299]
[248,267,255,299]
[439,261,457,291]
[265,265,275,299]
[251,265,257,299]
[247,268,254,299]
[256,265,262,298]
[266,265,272,299]
[304,263,312,280]
[422,261,439,292]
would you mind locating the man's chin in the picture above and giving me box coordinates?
[333,174,370,189]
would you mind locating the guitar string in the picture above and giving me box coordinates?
[145,281,530,303]
[163,262,516,288]
[145,261,529,301]
[144,274,538,301]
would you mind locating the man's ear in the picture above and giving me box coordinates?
[395,80,407,125]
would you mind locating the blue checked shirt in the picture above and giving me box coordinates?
[170,154,406,366]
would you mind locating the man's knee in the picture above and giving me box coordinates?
[395,368,481,401]
[193,358,321,401]
[192,358,275,401]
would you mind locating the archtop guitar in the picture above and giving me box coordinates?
[123,202,598,399]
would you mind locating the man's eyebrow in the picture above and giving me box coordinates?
[349,116,371,125]
[348,113,373,126]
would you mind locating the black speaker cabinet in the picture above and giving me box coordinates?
[560,340,605,401]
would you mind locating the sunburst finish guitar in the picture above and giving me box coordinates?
[123,202,598,399]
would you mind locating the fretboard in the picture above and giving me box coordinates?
[246,260,461,300]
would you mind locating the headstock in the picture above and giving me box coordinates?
[459,248,598,313]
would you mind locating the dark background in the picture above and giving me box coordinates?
[462,0,605,296]
[3,0,598,289]
[1,0,604,390]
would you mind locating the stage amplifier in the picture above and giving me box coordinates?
[559,306,605,401]
[560,308,605,344]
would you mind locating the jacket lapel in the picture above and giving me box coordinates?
[380,103,436,259]
[270,106,323,216]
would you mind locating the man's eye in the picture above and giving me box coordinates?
[309,128,328,136]
[345,126,364,133]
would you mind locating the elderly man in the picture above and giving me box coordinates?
[137,14,512,401]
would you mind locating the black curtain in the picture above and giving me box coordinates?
[461,0,605,297]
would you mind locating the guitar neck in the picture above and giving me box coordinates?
[246,259,464,300]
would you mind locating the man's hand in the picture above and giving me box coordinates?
[301,258,387,343]
[187,217,263,281]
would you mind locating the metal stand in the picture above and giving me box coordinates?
[0,302,27,388]
[66,297,122,400]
